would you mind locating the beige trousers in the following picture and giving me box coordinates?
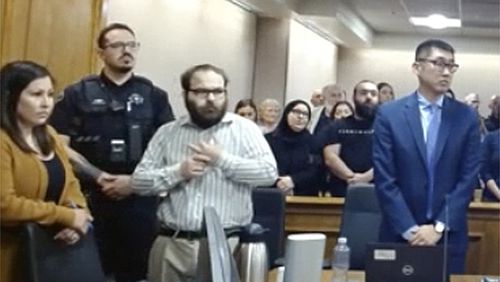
[147,236,239,282]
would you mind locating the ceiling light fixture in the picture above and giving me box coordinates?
[409,14,461,30]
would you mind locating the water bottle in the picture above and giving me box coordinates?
[235,223,269,282]
[331,237,350,282]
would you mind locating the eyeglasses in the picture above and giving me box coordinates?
[417,58,459,73]
[188,88,226,99]
[104,41,141,50]
[290,109,309,118]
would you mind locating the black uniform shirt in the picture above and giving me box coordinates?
[50,72,174,173]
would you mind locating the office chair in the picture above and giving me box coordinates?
[251,187,286,269]
[339,183,381,270]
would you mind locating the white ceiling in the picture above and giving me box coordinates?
[229,0,500,46]
[347,0,500,37]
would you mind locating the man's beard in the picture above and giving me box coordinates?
[185,98,227,129]
[109,54,134,73]
[355,100,378,121]
[112,65,133,74]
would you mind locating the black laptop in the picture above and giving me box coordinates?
[365,243,447,282]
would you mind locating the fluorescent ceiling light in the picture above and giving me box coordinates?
[409,14,461,29]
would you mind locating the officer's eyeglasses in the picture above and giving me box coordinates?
[290,109,309,118]
[104,41,141,50]
[188,88,226,99]
[416,58,459,73]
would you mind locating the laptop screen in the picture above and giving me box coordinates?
[365,243,446,282]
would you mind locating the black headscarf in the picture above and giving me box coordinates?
[272,99,312,143]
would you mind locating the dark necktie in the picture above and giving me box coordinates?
[426,103,440,219]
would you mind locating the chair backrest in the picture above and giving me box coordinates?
[251,188,285,268]
[21,223,106,282]
[339,184,381,270]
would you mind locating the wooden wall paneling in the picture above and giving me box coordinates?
[1,0,105,92]
[26,0,99,90]
[91,0,107,72]
[466,203,500,274]
[1,0,31,64]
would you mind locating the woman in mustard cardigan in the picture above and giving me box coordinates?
[0,61,93,282]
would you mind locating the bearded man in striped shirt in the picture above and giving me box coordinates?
[106,63,278,282]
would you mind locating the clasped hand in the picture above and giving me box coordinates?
[180,140,222,180]
[276,176,294,194]
[97,173,133,200]
[56,208,93,245]
[346,172,371,185]
[408,224,442,246]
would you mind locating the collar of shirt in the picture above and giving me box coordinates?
[179,112,234,128]
[417,91,444,111]
[99,71,135,88]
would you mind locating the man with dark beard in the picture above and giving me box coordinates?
[107,64,278,282]
[50,23,174,282]
[315,80,379,197]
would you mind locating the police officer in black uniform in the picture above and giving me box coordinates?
[50,23,174,282]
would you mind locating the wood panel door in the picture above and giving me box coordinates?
[1,0,106,91]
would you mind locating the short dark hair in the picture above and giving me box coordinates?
[353,79,377,98]
[0,60,55,154]
[180,64,229,91]
[415,39,455,60]
[97,23,135,48]
[377,82,393,92]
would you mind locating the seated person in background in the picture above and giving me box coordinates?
[485,95,500,131]
[0,61,92,282]
[234,98,258,122]
[308,83,346,135]
[377,82,395,103]
[265,100,322,196]
[480,129,500,202]
[258,98,281,134]
[316,80,379,197]
[330,101,354,120]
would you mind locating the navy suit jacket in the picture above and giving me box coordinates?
[373,92,481,252]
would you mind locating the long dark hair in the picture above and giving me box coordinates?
[0,60,55,155]
[330,101,355,119]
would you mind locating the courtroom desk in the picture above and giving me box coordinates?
[268,269,498,282]
[284,196,500,275]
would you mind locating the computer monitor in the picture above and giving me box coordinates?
[197,206,240,282]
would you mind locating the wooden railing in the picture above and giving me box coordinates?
[284,196,500,275]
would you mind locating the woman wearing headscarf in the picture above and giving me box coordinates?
[265,99,321,196]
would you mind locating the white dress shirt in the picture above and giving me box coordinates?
[131,112,278,231]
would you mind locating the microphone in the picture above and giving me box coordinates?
[441,194,450,282]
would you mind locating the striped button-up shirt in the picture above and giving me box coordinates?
[131,112,278,231]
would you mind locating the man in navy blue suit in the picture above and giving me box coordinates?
[373,39,481,274]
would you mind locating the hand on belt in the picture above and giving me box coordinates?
[159,226,242,240]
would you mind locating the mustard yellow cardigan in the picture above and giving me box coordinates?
[0,126,88,282]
